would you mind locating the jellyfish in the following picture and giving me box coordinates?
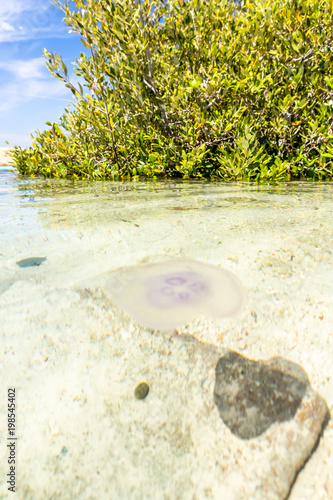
[106,259,246,330]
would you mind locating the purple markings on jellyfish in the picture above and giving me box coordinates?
[146,271,210,309]
[165,277,186,286]
[188,282,206,293]
[106,259,246,330]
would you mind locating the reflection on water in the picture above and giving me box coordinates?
[0,167,331,293]
[1,167,333,292]
[1,167,332,237]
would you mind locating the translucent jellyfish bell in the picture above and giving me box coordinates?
[106,259,246,330]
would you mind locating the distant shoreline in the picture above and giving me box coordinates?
[0,147,15,166]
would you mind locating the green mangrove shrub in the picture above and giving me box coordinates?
[10,0,333,180]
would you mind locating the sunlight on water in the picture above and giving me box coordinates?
[1,166,333,298]
[1,165,333,314]
[1,166,333,500]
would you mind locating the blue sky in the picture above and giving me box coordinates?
[0,0,85,148]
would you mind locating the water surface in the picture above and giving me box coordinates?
[1,166,333,500]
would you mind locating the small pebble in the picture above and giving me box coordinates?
[134,382,149,400]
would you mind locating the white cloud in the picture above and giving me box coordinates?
[0,58,46,79]
[0,21,16,33]
[0,0,69,42]
[0,2,29,17]
[0,78,70,114]
[0,1,80,146]
[0,55,72,114]
[1,79,69,105]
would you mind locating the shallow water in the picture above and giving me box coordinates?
[1,164,333,341]
[1,166,333,499]
[1,165,333,320]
